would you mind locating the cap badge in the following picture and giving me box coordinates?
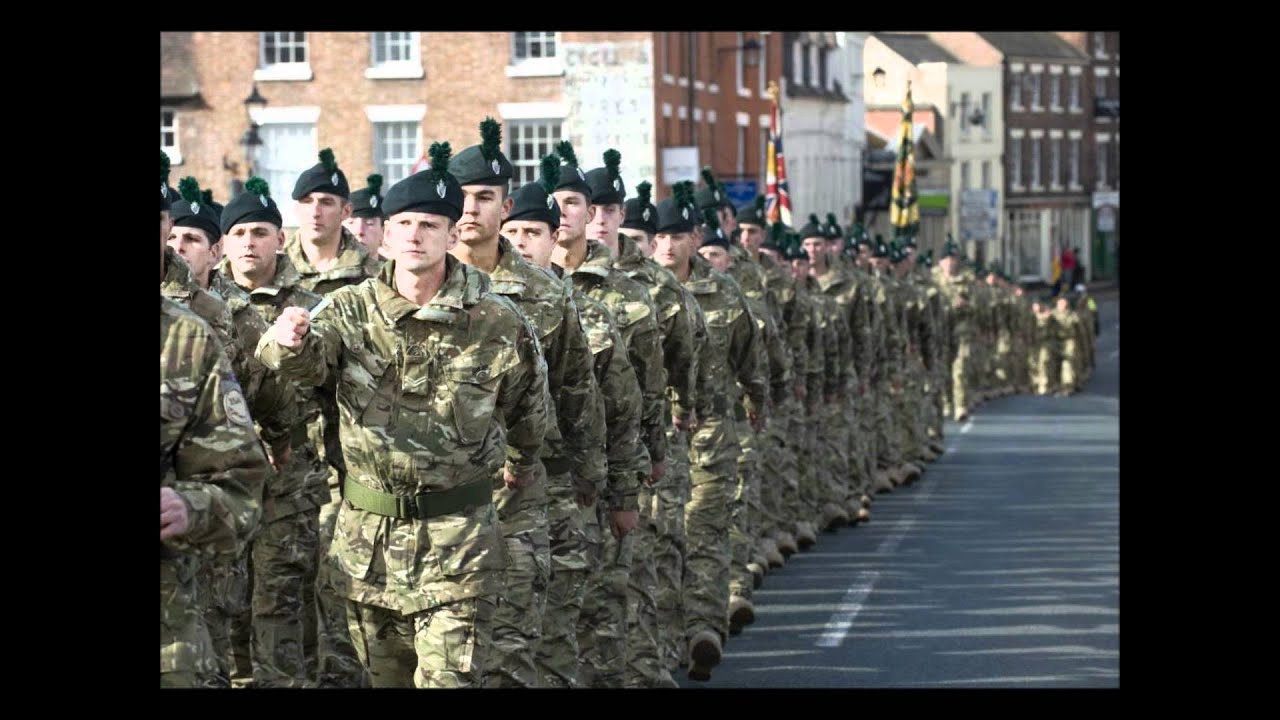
[642,208,651,222]
[259,195,269,207]
[681,208,689,220]
[577,167,585,180]
[436,179,447,198]
[546,195,555,210]
[370,196,379,208]
[613,179,621,191]
[190,201,200,214]
[161,184,167,198]
[331,172,340,186]
[491,159,502,174]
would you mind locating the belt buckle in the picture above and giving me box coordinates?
[397,495,420,520]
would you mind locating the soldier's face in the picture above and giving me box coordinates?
[343,215,384,256]
[790,258,809,282]
[653,231,694,271]
[739,223,765,252]
[940,256,957,274]
[385,212,458,274]
[459,184,511,246]
[160,210,172,248]
[1015,287,1025,297]
[224,222,284,281]
[802,237,826,266]
[698,245,732,272]
[586,203,624,242]
[717,206,736,234]
[552,190,591,244]
[501,220,557,270]
[294,192,351,244]
[758,246,781,263]
[826,238,842,257]
[167,226,219,282]
[619,228,654,257]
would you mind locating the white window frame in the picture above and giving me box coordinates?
[1028,66,1043,111]
[507,32,564,78]
[736,32,751,98]
[792,39,803,86]
[809,43,820,88]
[1096,133,1111,190]
[256,32,312,82]
[366,32,423,80]
[505,118,564,190]
[1029,134,1042,190]
[254,120,318,227]
[1009,70,1023,110]
[1009,131,1024,189]
[161,108,181,164]
[373,120,423,188]
[1049,72,1062,112]
[1094,32,1108,59]
[736,122,746,176]
[1049,137,1062,190]
[1068,136,1081,190]
[1068,73,1082,112]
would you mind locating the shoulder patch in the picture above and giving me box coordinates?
[222,381,254,427]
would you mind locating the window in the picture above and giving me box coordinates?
[737,124,747,176]
[1050,139,1061,187]
[736,32,747,94]
[1094,32,1107,58]
[1009,136,1022,187]
[809,43,820,87]
[1095,75,1107,98]
[1030,138,1041,187]
[1029,72,1042,109]
[792,38,803,85]
[981,92,992,132]
[1012,209,1042,277]
[961,161,971,191]
[1010,71,1023,108]
[256,122,317,226]
[1069,139,1081,186]
[374,122,421,187]
[1097,141,1109,189]
[507,119,563,190]
[512,32,557,61]
[660,32,669,77]
[981,160,991,189]
[1049,75,1061,110]
[960,92,971,135]
[161,108,179,162]
[260,32,307,66]
[371,32,417,66]
[758,33,769,95]
[1069,75,1082,110]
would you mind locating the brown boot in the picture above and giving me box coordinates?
[901,463,922,485]
[860,493,873,509]
[772,530,799,557]
[728,596,756,636]
[746,562,765,590]
[759,538,785,569]
[687,631,722,681]
[822,503,850,531]
[795,522,818,549]
[873,470,895,494]
[855,507,870,523]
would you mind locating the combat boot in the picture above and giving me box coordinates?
[772,530,799,557]
[900,462,922,485]
[873,469,895,494]
[795,521,818,549]
[821,502,850,531]
[860,493,873,509]
[687,631,722,681]
[758,537,785,569]
[728,596,756,635]
[855,506,870,523]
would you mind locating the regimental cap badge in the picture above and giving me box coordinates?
[160,184,166,198]
[546,194,555,210]
[370,196,378,208]
[190,201,200,214]
[436,179,446,198]
[577,167,585,180]
[642,208,651,222]
[259,195,269,207]
[713,189,721,201]
[331,172,339,185]
[614,178,621,191]
[681,207,689,220]
[491,159,502,175]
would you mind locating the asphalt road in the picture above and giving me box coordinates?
[679,298,1120,688]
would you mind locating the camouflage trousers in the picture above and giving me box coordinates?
[244,507,320,688]
[796,401,825,524]
[684,416,740,644]
[577,499,635,687]
[951,340,973,419]
[845,387,871,501]
[654,426,690,672]
[875,380,903,470]
[161,560,219,688]
[481,470,550,688]
[198,551,251,687]
[894,381,923,463]
[770,397,805,532]
[757,409,794,540]
[535,475,592,689]
[820,401,853,509]
[347,597,495,688]
[624,484,665,688]
[729,420,761,600]
[315,489,368,687]
[995,331,1014,389]
[1032,345,1059,395]
[922,371,946,442]
[1061,340,1080,392]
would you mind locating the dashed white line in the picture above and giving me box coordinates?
[960,420,974,435]
[815,518,915,648]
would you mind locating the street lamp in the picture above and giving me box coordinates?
[240,84,267,178]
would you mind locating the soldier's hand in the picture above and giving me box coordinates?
[575,490,597,508]
[609,509,639,539]
[268,441,292,474]
[160,487,190,541]
[648,460,667,486]
[504,467,535,489]
[749,410,766,433]
[673,414,692,432]
[274,306,311,348]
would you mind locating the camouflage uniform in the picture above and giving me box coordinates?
[478,239,604,688]
[760,254,811,539]
[283,229,380,687]
[1031,306,1060,395]
[563,239,660,687]
[1054,305,1083,393]
[214,255,332,688]
[257,257,548,688]
[161,297,267,688]
[916,267,948,446]
[815,262,870,512]
[934,266,975,420]
[613,234,696,687]
[680,253,765,647]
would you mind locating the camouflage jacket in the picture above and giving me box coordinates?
[681,253,766,419]
[759,254,810,395]
[728,249,792,406]
[162,248,243,385]
[815,263,870,392]
[614,234,698,424]
[568,281,647,510]
[213,255,331,519]
[484,238,603,490]
[284,227,383,296]
[800,277,842,399]
[161,296,267,653]
[257,256,548,614]
[564,240,667,466]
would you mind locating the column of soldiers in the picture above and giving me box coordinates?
[160,122,1097,688]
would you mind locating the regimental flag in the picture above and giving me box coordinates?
[764,81,792,227]
[890,81,920,239]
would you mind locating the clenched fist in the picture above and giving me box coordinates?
[273,306,311,348]
[160,487,190,541]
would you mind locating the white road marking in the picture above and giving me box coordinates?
[960,420,974,435]
[815,518,915,648]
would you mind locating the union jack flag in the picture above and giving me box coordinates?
[764,81,792,227]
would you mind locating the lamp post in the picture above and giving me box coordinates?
[240,84,267,177]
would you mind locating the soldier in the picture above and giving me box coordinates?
[449,121,605,688]
[283,149,380,687]
[602,171,697,688]
[890,242,934,467]
[256,142,549,688]
[934,237,975,421]
[1030,296,1059,395]
[653,183,766,681]
[342,174,387,260]
[619,181,707,679]
[1011,282,1034,395]
[500,157,647,687]
[548,141,655,688]
[167,179,222,292]
[211,178,333,688]
[1054,294,1084,396]
[782,233,825,549]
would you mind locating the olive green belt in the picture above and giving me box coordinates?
[343,477,492,520]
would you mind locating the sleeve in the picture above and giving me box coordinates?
[623,307,668,468]
[596,328,647,511]
[728,288,768,415]
[661,290,698,424]
[255,292,350,388]
[498,312,550,477]
[554,293,607,489]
